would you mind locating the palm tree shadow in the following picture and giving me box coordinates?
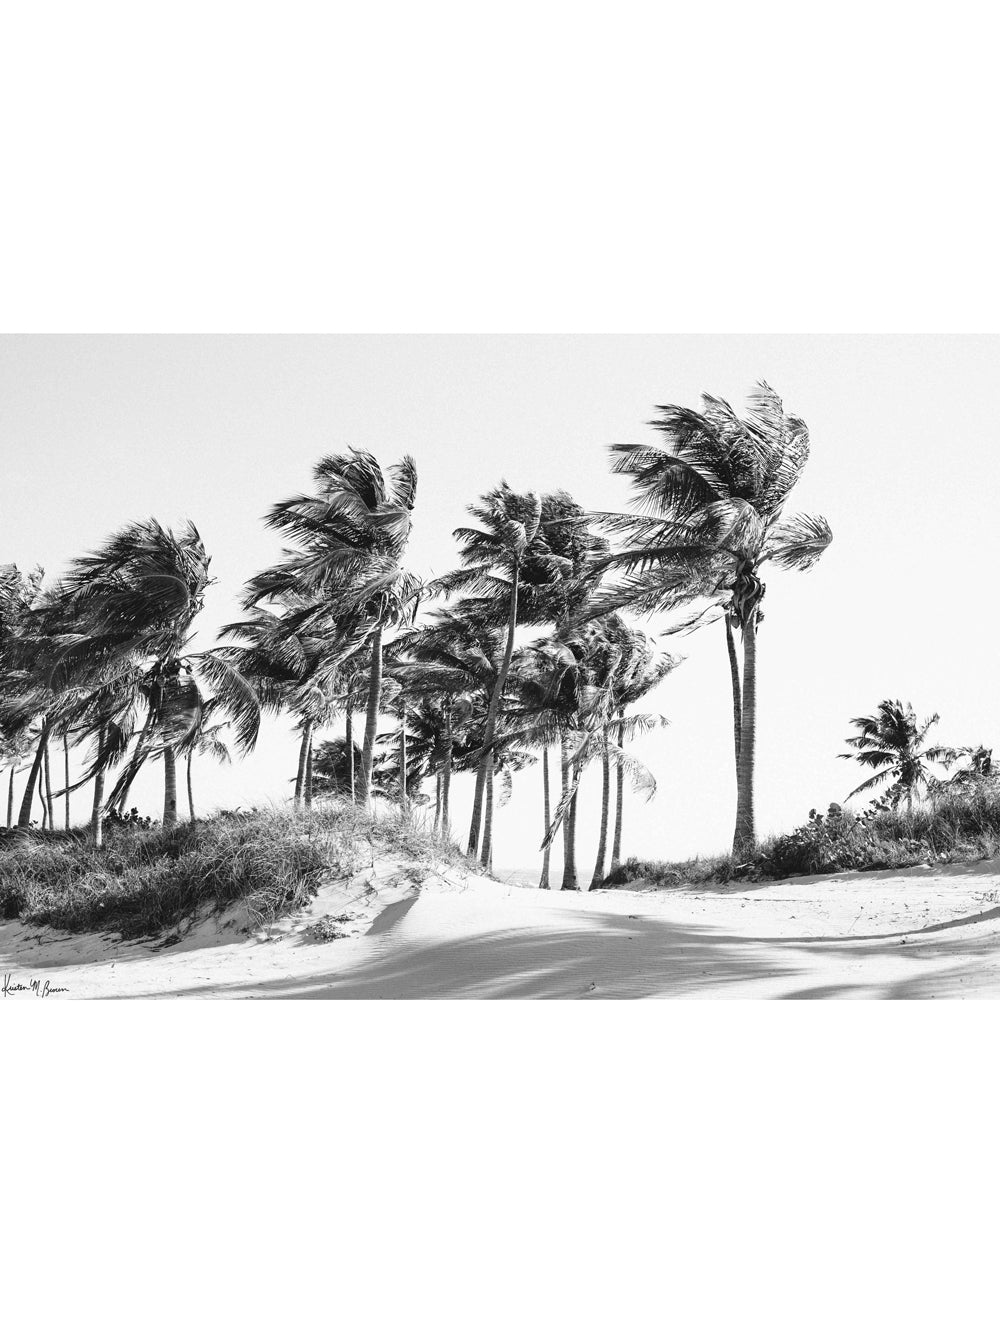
[116,910,799,999]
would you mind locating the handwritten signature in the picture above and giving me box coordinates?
[2,973,69,998]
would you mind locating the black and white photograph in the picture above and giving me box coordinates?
[3,334,999,1001]
[4,3,997,1330]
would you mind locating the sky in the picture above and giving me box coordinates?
[2,334,997,873]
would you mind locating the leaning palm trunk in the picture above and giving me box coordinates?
[91,727,106,847]
[187,752,196,822]
[539,744,551,889]
[305,739,314,808]
[163,745,178,829]
[732,615,758,854]
[115,710,156,815]
[359,625,383,812]
[6,767,14,828]
[610,713,625,870]
[433,771,442,833]
[18,721,50,827]
[590,734,611,891]
[725,615,742,771]
[470,569,519,858]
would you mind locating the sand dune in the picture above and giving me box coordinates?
[4,858,1000,999]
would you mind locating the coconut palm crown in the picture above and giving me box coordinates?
[840,700,949,812]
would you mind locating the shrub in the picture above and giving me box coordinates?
[601,789,1000,890]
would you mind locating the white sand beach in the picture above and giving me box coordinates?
[5,857,1000,999]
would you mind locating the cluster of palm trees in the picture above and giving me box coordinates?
[0,381,832,880]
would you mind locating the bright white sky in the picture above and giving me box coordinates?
[3,335,997,873]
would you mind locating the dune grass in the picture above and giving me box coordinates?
[604,788,1000,889]
[0,803,474,939]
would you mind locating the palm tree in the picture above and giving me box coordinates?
[435,484,543,860]
[183,703,232,822]
[250,450,419,812]
[510,639,578,888]
[840,701,949,813]
[608,631,680,873]
[391,609,504,852]
[592,382,832,854]
[43,521,262,832]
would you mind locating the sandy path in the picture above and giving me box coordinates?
[4,859,1000,999]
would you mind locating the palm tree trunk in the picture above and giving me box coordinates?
[305,737,314,809]
[732,614,758,855]
[294,721,311,807]
[294,732,306,806]
[18,722,50,827]
[568,759,581,888]
[611,713,625,870]
[434,770,442,834]
[442,708,453,839]
[399,704,408,813]
[359,625,383,812]
[560,732,578,890]
[43,739,55,830]
[539,744,551,889]
[6,767,14,829]
[163,745,178,830]
[590,733,611,891]
[63,731,71,830]
[725,614,742,772]
[91,726,106,848]
[187,751,196,822]
[469,568,519,856]
[481,750,495,873]
[345,707,355,803]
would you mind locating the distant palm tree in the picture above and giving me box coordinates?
[841,700,949,813]
[218,596,358,809]
[510,638,577,888]
[592,382,832,853]
[608,630,680,873]
[250,450,419,812]
[183,703,232,822]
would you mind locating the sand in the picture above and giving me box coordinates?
[4,857,1000,999]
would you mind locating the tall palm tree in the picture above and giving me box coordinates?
[435,484,541,860]
[591,382,832,854]
[249,450,419,812]
[840,701,948,813]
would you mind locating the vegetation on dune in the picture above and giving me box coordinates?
[0,804,476,939]
[608,773,1000,888]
